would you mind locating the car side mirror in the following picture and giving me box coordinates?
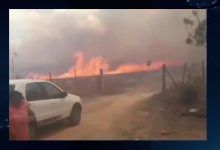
[60,91,67,98]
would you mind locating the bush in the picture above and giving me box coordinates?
[179,75,205,105]
[180,84,198,105]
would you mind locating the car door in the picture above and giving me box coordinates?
[39,82,66,119]
[26,82,53,123]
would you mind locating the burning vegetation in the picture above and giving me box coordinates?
[26,51,184,80]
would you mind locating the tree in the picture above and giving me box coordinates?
[183,10,207,47]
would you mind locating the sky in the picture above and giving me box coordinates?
[9,9,206,78]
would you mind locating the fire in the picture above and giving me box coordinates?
[57,52,110,78]
[109,63,160,74]
[26,51,183,80]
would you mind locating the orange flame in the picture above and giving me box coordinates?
[26,51,183,80]
[57,51,109,78]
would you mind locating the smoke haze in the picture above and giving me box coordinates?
[9,9,206,78]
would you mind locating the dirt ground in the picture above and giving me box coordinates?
[37,87,206,140]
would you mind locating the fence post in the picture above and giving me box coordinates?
[187,68,192,85]
[166,68,179,88]
[99,68,104,92]
[162,64,166,93]
[182,62,187,84]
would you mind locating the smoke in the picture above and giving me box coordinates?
[9,9,206,78]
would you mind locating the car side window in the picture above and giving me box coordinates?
[26,83,47,101]
[40,82,63,99]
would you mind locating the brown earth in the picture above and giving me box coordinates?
[36,86,206,140]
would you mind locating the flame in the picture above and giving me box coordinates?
[26,51,183,80]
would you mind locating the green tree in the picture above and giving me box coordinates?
[183,10,207,47]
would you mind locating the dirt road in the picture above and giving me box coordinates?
[38,88,158,140]
[37,86,206,140]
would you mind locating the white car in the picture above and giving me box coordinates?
[9,79,82,139]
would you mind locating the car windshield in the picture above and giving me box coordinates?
[9,84,15,93]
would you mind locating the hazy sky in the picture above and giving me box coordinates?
[9,9,206,78]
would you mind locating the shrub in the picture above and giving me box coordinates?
[179,83,198,105]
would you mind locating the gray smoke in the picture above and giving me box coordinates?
[9,9,206,78]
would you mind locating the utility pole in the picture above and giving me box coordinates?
[146,60,152,81]
[162,64,166,93]
[74,67,77,90]
[11,52,18,79]
[11,57,15,79]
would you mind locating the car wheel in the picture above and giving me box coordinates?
[69,104,81,126]
[28,109,37,140]
[29,122,37,140]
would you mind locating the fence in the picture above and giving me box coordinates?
[48,61,206,97]
[161,61,206,93]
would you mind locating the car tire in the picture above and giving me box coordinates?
[29,122,37,140]
[68,104,81,126]
[28,110,37,140]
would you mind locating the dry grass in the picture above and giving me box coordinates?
[117,76,207,140]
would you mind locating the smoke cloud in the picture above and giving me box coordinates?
[9,9,206,78]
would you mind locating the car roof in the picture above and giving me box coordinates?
[9,79,49,85]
